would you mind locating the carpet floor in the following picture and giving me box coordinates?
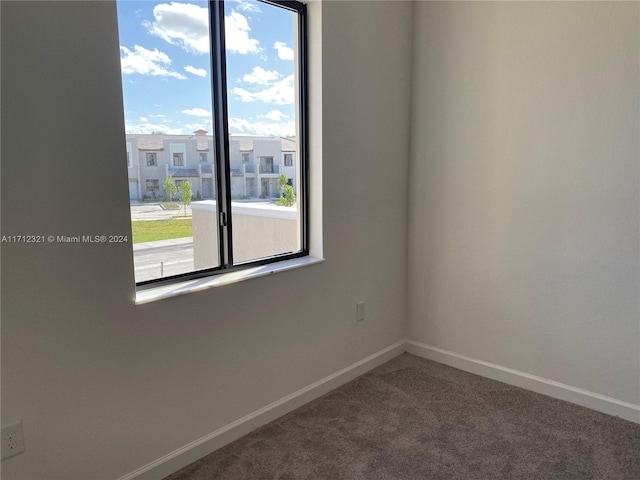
[165,353,640,479]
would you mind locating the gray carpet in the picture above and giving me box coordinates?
[165,353,640,479]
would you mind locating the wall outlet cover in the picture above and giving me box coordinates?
[2,421,25,460]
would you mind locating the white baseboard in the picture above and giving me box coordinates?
[120,338,639,480]
[406,340,640,424]
[118,340,406,480]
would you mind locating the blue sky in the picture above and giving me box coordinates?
[116,0,297,137]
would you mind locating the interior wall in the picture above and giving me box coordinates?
[0,1,412,479]
[407,1,640,406]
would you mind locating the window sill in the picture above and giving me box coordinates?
[135,256,324,305]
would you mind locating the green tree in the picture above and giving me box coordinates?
[278,174,289,193]
[164,176,177,202]
[276,174,296,207]
[178,181,193,216]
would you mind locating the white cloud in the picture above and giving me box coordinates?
[234,0,261,13]
[184,65,207,77]
[228,118,295,137]
[120,45,186,79]
[145,2,210,54]
[140,116,149,122]
[146,5,260,55]
[225,12,260,54]
[231,75,294,105]
[261,110,288,121]
[181,108,211,117]
[242,66,280,85]
[125,122,184,135]
[274,41,294,60]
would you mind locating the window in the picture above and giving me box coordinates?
[117,0,308,287]
[126,152,131,167]
[146,153,157,166]
[146,179,159,194]
[259,156,275,173]
[172,152,184,167]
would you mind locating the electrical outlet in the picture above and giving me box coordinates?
[356,301,365,322]
[2,421,25,460]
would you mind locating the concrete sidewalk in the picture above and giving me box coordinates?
[130,204,192,221]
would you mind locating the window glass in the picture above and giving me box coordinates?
[146,179,159,194]
[226,0,304,264]
[117,0,307,286]
[173,153,184,166]
[117,0,219,283]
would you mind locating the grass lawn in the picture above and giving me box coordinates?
[132,218,193,243]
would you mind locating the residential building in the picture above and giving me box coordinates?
[126,131,296,201]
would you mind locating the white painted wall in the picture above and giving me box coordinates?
[0,1,411,479]
[407,2,639,406]
[3,1,637,478]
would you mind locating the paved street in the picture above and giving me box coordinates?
[133,238,195,283]
[130,204,194,282]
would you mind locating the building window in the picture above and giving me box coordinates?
[146,179,159,194]
[146,153,157,166]
[259,156,275,173]
[173,152,184,167]
[117,0,308,287]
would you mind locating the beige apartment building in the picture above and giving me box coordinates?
[125,130,297,201]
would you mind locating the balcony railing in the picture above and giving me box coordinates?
[259,164,281,174]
